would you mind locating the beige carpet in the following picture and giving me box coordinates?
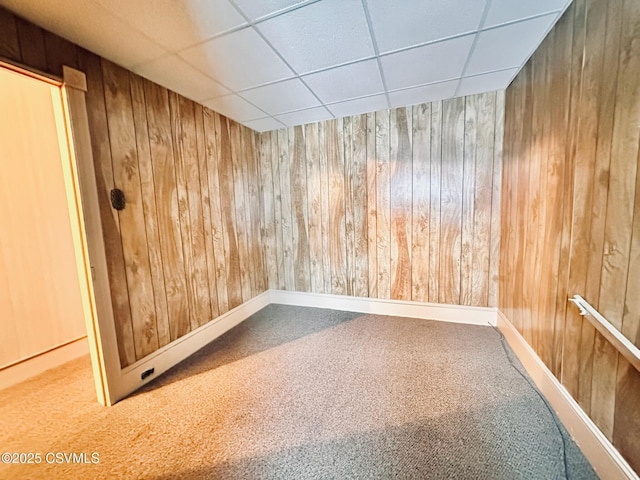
[0,305,596,479]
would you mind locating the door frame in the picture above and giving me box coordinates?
[1,60,120,406]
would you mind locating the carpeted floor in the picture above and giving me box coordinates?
[0,305,597,479]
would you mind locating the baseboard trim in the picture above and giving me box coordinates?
[110,291,271,405]
[269,290,498,326]
[0,337,89,390]
[496,310,638,480]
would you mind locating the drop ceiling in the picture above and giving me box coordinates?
[0,0,572,132]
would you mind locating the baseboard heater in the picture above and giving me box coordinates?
[569,295,640,373]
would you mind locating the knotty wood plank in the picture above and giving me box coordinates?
[375,111,391,299]
[15,18,46,71]
[229,120,252,302]
[102,60,158,359]
[352,114,369,298]
[270,130,286,290]
[326,118,347,295]
[240,127,259,295]
[290,126,311,292]
[194,104,219,319]
[439,98,464,305]
[278,128,296,291]
[77,50,135,367]
[411,103,430,303]
[318,122,332,294]
[259,132,279,290]
[366,112,378,298]
[244,127,266,294]
[389,107,412,301]
[305,123,324,293]
[129,75,171,348]
[470,93,496,308]
[343,117,356,296]
[202,109,229,313]
[143,81,189,341]
[0,7,20,62]
[216,115,243,309]
[460,96,477,307]
[429,101,443,304]
[488,91,504,308]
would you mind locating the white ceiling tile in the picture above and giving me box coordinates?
[180,28,295,91]
[240,79,320,115]
[326,94,388,119]
[457,68,518,96]
[466,14,557,76]
[366,0,487,53]
[382,35,475,91]
[203,94,267,122]
[484,0,570,28]
[275,107,333,127]
[388,80,458,108]
[256,0,374,74]
[233,0,310,21]
[303,59,384,104]
[134,55,230,101]
[243,117,287,132]
[97,0,246,51]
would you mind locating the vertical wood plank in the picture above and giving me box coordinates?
[390,107,412,301]
[229,121,252,302]
[593,0,640,440]
[195,103,220,318]
[77,50,135,367]
[203,109,229,313]
[326,118,347,295]
[376,111,391,299]
[366,112,378,298]
[306,123,324,293]
[271,130,286,290]
[103,61,158,359]
[429,102,443,304]
[43,30,78,76]
[318,122,332,294]
[259,132,279,290]
[129,75,171,348]
[352,114,369,297]
[142,81,189,343]
[15,18,47,71]
[0,8,20,62]
[460,96,477,306]
[278,128,295,291]
[216,115,243,309]
[411,103,430,303]
[343,117,355,296]
[470,93,496,308]
[439,98,465,305]
[488,91,504,308]
[290,126,311,292]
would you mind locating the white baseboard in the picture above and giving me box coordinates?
[496,310,638,480]
[269,290,498,326]
[0,337,89,390]
[109,291,271,405]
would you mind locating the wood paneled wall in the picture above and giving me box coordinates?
[0,7,267,369]
[501,0,640,470]
[257,92,504,307]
